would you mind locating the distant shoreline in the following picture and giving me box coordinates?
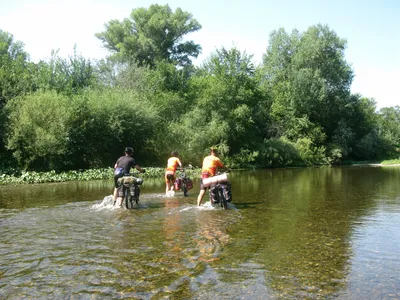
[347,163,400,167]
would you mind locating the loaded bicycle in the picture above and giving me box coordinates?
[116,172,144,209]
[203,172,232,209]
[174,168,193,196]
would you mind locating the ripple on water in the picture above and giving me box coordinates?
[1,167,400,299]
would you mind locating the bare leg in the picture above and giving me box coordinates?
[166,182,170,195]
[197,189,206,206]
[115,197,123,207]
[113,188,118,201]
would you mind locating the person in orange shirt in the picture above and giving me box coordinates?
[197,147,226,206]
[165,151,183,195]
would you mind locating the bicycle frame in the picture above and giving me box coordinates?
[175,168,193,197]
[209,181,231,209]
[117,173,144,208]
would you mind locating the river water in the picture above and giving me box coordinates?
[1,166,400,299]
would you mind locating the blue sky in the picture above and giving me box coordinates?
[0,0,399,109]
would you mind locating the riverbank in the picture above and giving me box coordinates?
[347,163,400,167]
[344,158,400,167]
[0,167,201,186]
[1,160,399,186]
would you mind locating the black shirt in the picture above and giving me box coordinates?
[115,156,137,175]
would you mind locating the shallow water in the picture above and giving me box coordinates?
[1,166,400,299]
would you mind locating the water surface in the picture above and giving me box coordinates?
[1,166,400,299]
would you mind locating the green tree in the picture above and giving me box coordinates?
[0,30,36,170]
[262,24,353,141]
[0,30,34,107]
[4,88,162,171]
[5,91,71,170]
[96,4,202,68]
[176,47,266,164]
[32,48,96,95]
[374,105,400,158]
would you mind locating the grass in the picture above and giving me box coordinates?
[381,158,400,165]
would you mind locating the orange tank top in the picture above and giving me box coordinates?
[166,157,181,173]
[201,155,224,176]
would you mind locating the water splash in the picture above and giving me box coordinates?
[197,201,237,211]
[91,195,118,211]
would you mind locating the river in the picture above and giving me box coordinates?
[1,166,400,299]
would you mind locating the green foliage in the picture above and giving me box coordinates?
[180,46,265,161]
[225,149,259,169]
[325,143,343,165]
[0,29,36,162]
[295,137,327,166]
[257,137,301,167]
[1,20,397,172]
[377,106,400,150]
[0,166,201,185]
[244,137,301,168]
[96,4,202,68]
[5,91,71,170]
[0,30,34,107]
[64,88,161,168]
[4,88,161,171]
[0,167,150,185]
[262,24,353,142]
[32,48,95,95]
[381,158,400,165]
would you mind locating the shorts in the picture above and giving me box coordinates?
[200,172,210,190]
[114,174,125,197]
[114,174,123,188]
[165,170,175,183]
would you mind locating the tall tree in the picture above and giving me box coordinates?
[32,48,95,95]
[0,30,33,107]
[262,24,354,143]
[96,4,202,68]
[0,30,35,169]
[377,105,400,152]
[176,46,266,163]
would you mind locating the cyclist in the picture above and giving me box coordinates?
[197,147,227,206]
[113,147,145,206]
[165,151,182,195]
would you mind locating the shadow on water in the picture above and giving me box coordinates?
[0,166,400,299]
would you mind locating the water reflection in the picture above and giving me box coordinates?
[222,167,400,298]
[0,166,400,298]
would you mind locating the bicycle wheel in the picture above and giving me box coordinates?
[182,180,188,197]
[124,187,131,209]
[133,185,140,204]
[219,187,228,209]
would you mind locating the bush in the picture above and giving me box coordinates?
[295,137,326,165]
[4,88,162,171]
[256,137,301,167]
[5,91,71,171]
[326,144,343,165]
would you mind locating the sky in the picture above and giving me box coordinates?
[0,0,399,109]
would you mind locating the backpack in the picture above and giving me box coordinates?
[114,167,124,176]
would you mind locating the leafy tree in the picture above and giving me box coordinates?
[0,30,35,107]
[4,88,162,171]
[378,106,400,148]
[176,47,266,163]
[5,91,71,170]
[0,30,36,170]
[96,4,202,68]
[262,24,354,143]
[32,48,95,95]
[64,88,162,168]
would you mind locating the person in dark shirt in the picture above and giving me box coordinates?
[113,147,145,206]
